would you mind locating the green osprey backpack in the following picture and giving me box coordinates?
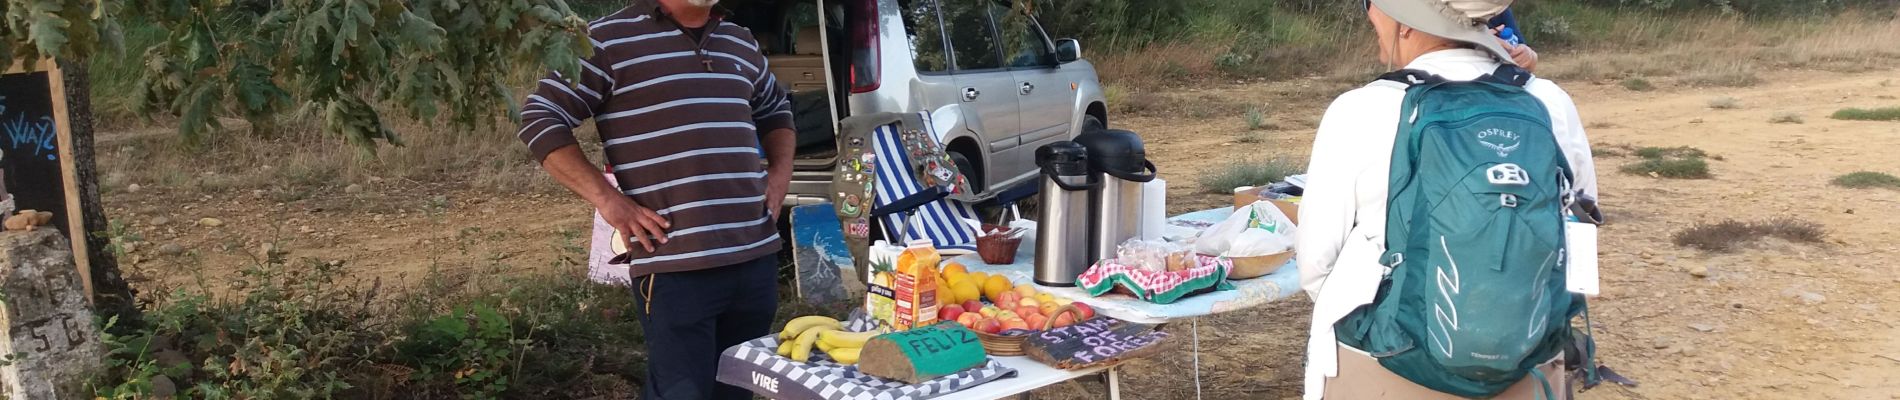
[1336,65,1588,399]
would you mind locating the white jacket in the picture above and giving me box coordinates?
[1296,49,1599,399]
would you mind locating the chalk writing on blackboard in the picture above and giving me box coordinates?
[1026,317,1171,370]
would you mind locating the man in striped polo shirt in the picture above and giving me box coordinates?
[517,0,792,398]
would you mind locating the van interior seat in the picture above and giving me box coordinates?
[767,24,828,94]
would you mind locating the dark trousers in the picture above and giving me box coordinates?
[631,255,780,400]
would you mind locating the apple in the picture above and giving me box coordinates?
[977,318,1002,334]
[1052,313,1076,328]
[994,291,1021,306]
[962,300,983,313]
[939,304,966,322]
[1034,293,1055,305]
[978,306,999,317]
[1014,306,1042,319]
[1054,298,1074,306]
[957,312,984,328]
[1013,285,1037,298]
[1072,303,1096,320]
[1023,313,1048,330]
[1039,302,1059,317]
[997,311,1018,321]
[996,299,1019,311]
[1000,318,1030,332]
[1019,297,1041,309]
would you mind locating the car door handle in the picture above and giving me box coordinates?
[963,87,981,102]
[1020,82,1035,95]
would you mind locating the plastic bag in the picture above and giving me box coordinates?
[1115,238,1187,273]
[1194,201,1297,256]
[1226,228,1293,257]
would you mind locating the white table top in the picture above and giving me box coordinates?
[932,356,1110,400]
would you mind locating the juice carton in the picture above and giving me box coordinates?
[864,240,904,329]
[891,239,942,330]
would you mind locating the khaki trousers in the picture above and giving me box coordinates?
[1325,343,1568,399]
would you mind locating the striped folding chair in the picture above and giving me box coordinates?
[869,113,981,253]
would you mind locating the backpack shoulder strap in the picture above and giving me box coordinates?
[1480,64,1535,87]
[1377,69,1448,86]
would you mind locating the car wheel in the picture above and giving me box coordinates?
[949,151,979,192]
[1081,114,1106,137]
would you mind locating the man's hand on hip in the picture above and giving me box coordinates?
[599,195,671,252]
[761,127,797,224]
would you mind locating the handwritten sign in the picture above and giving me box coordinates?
[858,322,986,384]
[0,60,89,299]
[1025,317,1172,370]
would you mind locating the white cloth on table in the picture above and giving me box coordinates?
[1295,49,1599,399]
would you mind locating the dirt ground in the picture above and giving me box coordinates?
[101,67,1900,399]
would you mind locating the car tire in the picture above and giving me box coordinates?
[950,151,979,191]
[1081,114,1106,137]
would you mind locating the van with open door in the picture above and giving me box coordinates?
[729,0,1109,207]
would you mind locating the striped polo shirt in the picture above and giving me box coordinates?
[518,4,794,276]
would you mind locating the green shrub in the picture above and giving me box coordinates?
[1244,105,1272,131]
[1769,112,1805,124]
[1831,171,1900,189]
[1621,77,1655,91]
[1197,157,1302,193]
[1620,157,1711,179]
[1830,107,1900,121]
[1673,218,1827,252]
[1707,97,1741,109]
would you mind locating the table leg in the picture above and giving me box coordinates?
[1107,367,1122,400]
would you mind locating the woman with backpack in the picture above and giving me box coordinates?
[1295,0,1599,398]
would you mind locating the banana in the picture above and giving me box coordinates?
[779,316,842,341]
[777,339,795,356]
[828,347,862,365]
[790,326,833,362]
[818,330,878,349]
[817,339,838,353]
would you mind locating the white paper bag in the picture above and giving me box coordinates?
[1565,221,1600,297]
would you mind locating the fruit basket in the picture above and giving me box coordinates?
[973,304,1084,356]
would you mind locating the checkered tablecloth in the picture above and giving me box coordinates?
[717,314,1018,400]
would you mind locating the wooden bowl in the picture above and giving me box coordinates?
[1228,251,1295,280]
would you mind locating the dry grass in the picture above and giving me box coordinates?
[1539,15,1900,82]
[1196,157,1302,194]
[1672,218,1827,252]
[99,108,566,202]
[1770,112,1806,124]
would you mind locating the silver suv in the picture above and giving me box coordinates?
[777,0,1109,206]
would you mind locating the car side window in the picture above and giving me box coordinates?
[941,0,1002,72]
[898,0,950,73]
[990,1,1053,68]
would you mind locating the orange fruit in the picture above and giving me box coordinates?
[942,262,968,277]
[982,275,1011,302]
[952,280,981,305]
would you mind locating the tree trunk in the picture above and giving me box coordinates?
[57,60,141,328]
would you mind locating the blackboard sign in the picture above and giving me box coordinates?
[1,60,91,298]
[1025,317,1171,370]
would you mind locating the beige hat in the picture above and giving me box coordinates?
[1369,0,1518,65]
